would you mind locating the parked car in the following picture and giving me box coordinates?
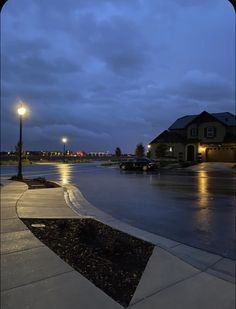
[119,158,160,171]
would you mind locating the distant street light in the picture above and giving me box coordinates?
[147,144,151,158]
[17,102,27,180]
[62,137,67,163]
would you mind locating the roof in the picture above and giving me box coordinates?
[212,112,236,126]
[150,130,186,144]
[168,115,196,129]
[169,111,236,130]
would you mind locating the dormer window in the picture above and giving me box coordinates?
[204,126,216,138]
[190,128,198,137]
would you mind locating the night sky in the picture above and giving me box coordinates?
[1,0,235,153]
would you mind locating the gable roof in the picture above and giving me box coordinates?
[169,111,236,129]
[168,115,196,129]
[212,112,236,126]
[150,130,186,144]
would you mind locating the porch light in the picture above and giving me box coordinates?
[198,146,206,153]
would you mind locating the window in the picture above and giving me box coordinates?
[166,146,174,154]
[204,126,216,138]
[190,128,198,137]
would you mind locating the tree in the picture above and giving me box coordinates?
[15,142,24,158]
[115,147,122,158]
[155,143,167,158]
[135,143,145,158]
[15,142,27,160]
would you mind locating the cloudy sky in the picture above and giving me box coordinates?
[1,0,235,153]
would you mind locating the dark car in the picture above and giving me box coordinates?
[119,157,160,171]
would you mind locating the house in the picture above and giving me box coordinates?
[148,111,236,162]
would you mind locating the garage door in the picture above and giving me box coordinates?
[206,147,236,162]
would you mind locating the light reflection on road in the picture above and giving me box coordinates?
[56,163,72,185]
[197,170,209,207]
[1,163,235,259]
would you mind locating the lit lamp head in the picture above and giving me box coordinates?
[62,137,67,144]
[17,103,26,116]
[147,144,151,149]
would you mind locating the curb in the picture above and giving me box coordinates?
[63,184,236,284]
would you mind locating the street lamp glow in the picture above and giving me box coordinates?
[16,101,28,180]
[61,137,68,163]
[147,144,151,149]
[17,106,26,116]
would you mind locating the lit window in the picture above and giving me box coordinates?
[167,146,173,154]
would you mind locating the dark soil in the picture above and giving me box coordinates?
[22,218,154,307]
[10,176,60,189]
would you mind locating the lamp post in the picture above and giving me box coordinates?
[17,103,26,180]
[62,137,67,163]
[147,144,151,158]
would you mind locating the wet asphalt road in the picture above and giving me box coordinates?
[1,163,235,259]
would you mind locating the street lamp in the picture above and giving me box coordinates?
[147,144,151,158]
[62,137,67,163]
[17,102,27,180]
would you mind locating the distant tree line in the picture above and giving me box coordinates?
[135,143,145,157]
[115,143,148,158]
[115,147,122,158]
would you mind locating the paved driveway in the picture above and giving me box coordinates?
[185,162,235,172]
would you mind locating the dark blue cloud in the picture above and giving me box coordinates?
[1,0,235,153]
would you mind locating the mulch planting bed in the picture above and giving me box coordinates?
[22,218,154,306]
[11,176,60,189]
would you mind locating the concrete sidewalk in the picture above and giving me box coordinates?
[1,182,235,309]
[1,182,123,309]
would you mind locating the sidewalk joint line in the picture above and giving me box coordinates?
[205,256,224,270]
[169,243,182,249]
[1,229,28,234]
[128,270,203,308]
[1,244,45,256]
[1,245,56,255]
[164,247,223,272]
[1,270,74,293]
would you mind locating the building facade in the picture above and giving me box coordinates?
[148,111,236,162]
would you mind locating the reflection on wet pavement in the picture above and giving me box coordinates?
[1,163,235,259]
[56,163,72,185]
[197,170,209,207]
